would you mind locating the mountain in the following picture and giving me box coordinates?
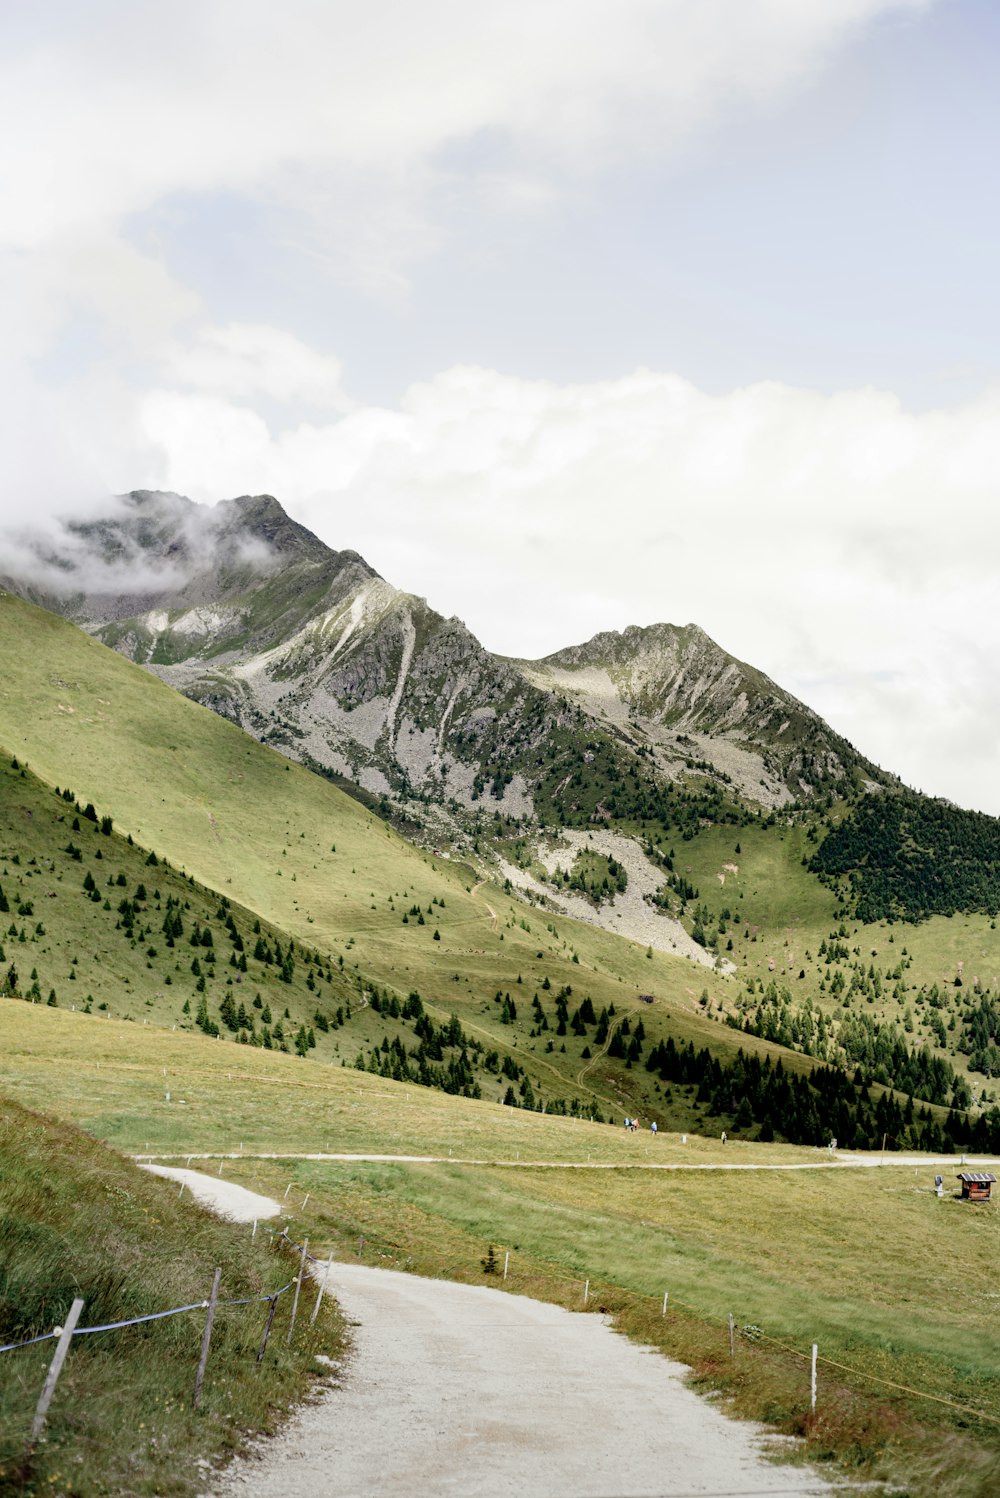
[2,491,887,843]
[1,584,989,1141]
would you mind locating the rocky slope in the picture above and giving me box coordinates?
[2,490,885,838]
[518,622,860,808]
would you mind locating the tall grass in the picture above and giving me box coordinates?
[0,1096,345,1497]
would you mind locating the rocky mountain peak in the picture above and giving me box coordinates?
[0,488,885,837]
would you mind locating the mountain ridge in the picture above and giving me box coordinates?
[2,490,887,840]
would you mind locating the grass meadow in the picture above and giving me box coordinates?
[0,1093,345,1498]
[4,1002,1000,1498]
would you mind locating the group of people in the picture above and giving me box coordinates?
[623,1117,657,1135]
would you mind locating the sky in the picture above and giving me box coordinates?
[2,0,999,812]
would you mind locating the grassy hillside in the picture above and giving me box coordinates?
[4,1004,999,1498]
[0,1092,343,1498]
[644,816,1000,1109]
[3,588,996,1152]
[0,755,369,1056]
[0,592,835,1126]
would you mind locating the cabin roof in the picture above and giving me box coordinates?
[957,1172,997,1184]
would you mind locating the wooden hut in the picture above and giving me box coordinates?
[957,1172,996,1202]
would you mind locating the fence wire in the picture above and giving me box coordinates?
[0,1244,299,1358]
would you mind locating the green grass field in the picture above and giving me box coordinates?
[3,1002,999,1497]
[0,1092,345,1498]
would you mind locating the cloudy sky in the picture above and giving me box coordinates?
[3,1,999,812]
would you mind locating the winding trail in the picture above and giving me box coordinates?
[577,1016,620,1088]
[211,1261,843,1498]
[471,877,499,931]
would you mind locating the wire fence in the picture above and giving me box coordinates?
[269,1209,1000,1434]
[1,1220,325,1454]
[8,1194,998,1467]
[0,1283,297,1357]
[640,1282,1000,1429]
[274,1213,1000,1434]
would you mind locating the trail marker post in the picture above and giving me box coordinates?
[287,1240,309,1345]
[357,1236,365,1260]
[193,1268,221,1411]
[503,1251,509,1281]
[811,1343,818,1412]
[728,1312,735,1359]
[584,1279,589,1307]
[311,1252,334,1325]
[662,1291,668,1316]
[29,1297,84,1445]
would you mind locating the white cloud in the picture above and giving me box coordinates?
[0,2,926,262]
[162,324,352,412]
[8,0,994,817]
[0,0,935,517]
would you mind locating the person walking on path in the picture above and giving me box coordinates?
[651,1121,657,1137]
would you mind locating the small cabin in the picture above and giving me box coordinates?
[957,1172,996,1202]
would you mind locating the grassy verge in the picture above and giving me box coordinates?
[0,1095,346,1498]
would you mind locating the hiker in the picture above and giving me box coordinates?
[721,1130,727,1145]
[651,1121,657,1136]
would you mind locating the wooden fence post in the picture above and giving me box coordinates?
[287,1240,309,1345]
[503,1251,509,1281]
[193,1268,221,1410]
[311,1253,334,1325]
[29,1297,84,1445]
[256,1297,278,1363]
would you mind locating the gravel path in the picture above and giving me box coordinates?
[137,1163,281,1222]
[212,1263,843,1498]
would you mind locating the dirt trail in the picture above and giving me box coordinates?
[210,1263,841,1498]
[471,876,498,930]
[139,1150,1000,1174]
[576,1016,620,1088]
